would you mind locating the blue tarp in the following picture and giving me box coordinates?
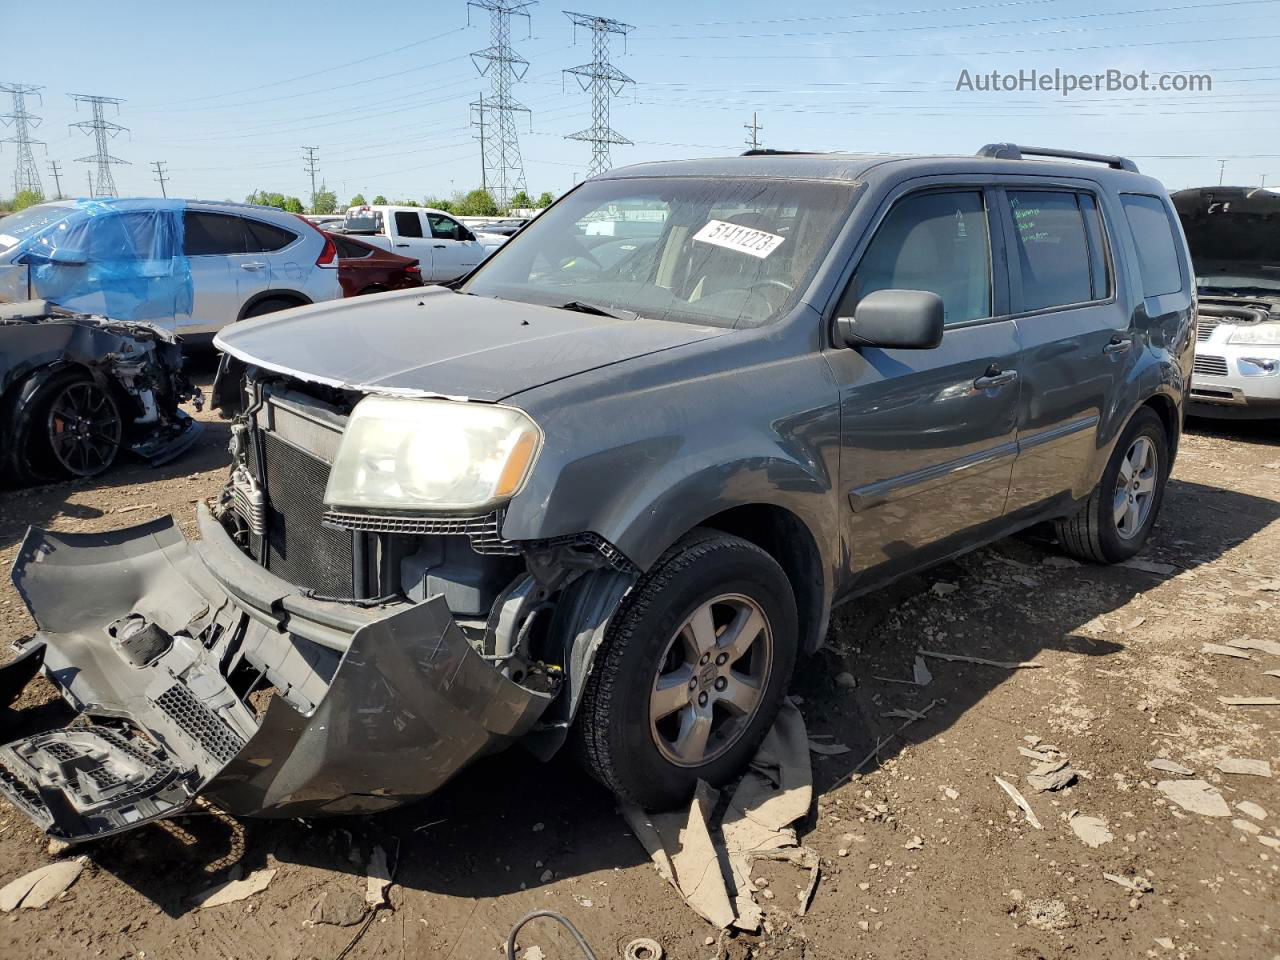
[5,198,193,324]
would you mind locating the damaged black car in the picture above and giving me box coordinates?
[0,301,202,484]
[0,147,1192,843]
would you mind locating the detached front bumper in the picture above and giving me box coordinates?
[0,506,552,842]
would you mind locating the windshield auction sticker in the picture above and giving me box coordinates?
[692,220,785,259]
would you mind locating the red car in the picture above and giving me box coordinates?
[328,233,423,297]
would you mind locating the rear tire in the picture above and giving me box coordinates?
[575,530,798,810]
[1054,407,1169,563]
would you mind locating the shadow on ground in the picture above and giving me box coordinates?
[5,463,1278,916]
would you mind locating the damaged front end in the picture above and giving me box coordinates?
[0,303,204,480]
[1,372,634,842]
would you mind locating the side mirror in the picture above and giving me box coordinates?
[836,289,944,349]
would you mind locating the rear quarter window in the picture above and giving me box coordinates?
[1120,194,1184,297]
[244,218,298,253]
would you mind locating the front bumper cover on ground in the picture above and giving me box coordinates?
[0,507,552,842]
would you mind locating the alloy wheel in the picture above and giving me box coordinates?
[649,593,774,767]
[1112,435,1158,540]
[46,380,123,477]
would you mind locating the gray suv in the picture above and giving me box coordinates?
[1,144,1194,840]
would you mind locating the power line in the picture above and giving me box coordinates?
[563,11,634,179]
[744,111,763,151]
[627,30,1280,61]
[469,0,535,208]
[152,160,169,198]
[302,146,319,212]
[47,160,63,199]
[637,0,1280,41]
[69,94,128,198]
[0,82,45,197]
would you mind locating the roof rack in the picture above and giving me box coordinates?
[977,143,1139,173]
[740,149,822,157]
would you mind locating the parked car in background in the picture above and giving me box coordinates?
[0,143,1194,840]
[305,215,346,229]
[1172,186,1280,419]
[0,300,202,484]
[330,232,423,297]
[0,199,342,345]
[337,204,498,280]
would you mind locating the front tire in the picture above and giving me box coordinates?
[1055,407,1170,563]
[575,530,798,809]
[2,369,124,484]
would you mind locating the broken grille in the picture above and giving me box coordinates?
[154,683,246,767]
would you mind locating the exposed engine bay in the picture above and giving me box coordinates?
[0,300,202,483]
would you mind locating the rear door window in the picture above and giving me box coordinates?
[394,211,425,238]
[851,190,992,326]
[1006,191,1097,311]
[1120,194,1184,297]
[244,218,297,252]
[183,212,249,256]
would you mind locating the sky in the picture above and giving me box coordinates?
[5,0,1280,204]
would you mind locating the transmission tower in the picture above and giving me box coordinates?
[745,112,763,151]
[0,82,45,197]
[468,0,534,208]
[48,160,63,199]
[563,11,633,179]
[69,94,128,198]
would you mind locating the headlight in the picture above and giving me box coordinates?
[1228,323,1280,345]
[324,396,541,513]
[1239,357,1280,377]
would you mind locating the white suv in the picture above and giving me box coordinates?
[0,198,342,344]
[1174,187,1280,419]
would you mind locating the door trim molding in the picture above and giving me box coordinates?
[848,440,1019,512]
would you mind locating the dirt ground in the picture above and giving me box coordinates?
[0,367,1277,960]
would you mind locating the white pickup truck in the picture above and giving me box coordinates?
[338,205,503,283]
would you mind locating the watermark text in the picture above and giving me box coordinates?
[956,68,1211,97]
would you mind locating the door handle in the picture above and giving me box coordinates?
[973,367,1019,390]
[240,261,267,270]
[395,243,410,248]
[433,244,447,249]
[1103,336,1133,355]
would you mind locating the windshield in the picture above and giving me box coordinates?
[1175,192,1280,294]
[461,176,858,328]
[0,203,78,254]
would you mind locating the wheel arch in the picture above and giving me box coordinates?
[236,289,311,321]
[686,504,827,656]
[1140,391,1181,464]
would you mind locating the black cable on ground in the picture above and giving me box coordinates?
[506,910,599,960]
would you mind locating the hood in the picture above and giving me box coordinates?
[1173,186,1280,293]
[214,286,725,402]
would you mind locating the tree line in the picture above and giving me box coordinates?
[3,185,558,217]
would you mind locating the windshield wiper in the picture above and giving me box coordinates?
[557,300,638,321]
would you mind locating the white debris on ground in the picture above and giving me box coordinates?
[1068,814,1114,848]
[623,699,818,932]
[189,867,277,910]
[994,776,1043,829]
[1155,780,1232,817]
[0,857,86,911]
